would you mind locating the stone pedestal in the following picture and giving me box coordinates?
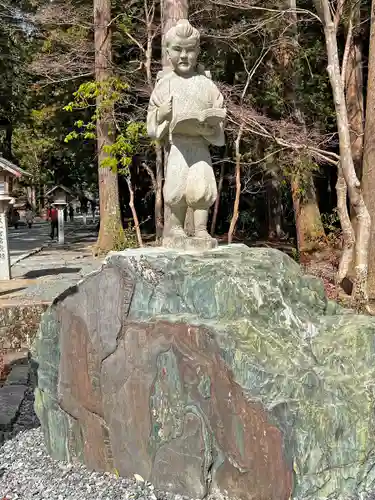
[0,198,12,280]
[162,235,218,251]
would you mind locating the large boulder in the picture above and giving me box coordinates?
[32,245,375,500]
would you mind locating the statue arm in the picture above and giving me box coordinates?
[147,88,170,141]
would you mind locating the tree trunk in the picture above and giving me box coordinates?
[343,2,364,283]
[317,0,371,309]
[336,166,355,284]
[4,123,13,161]
[267,176,282,239]
[94,0,122,254]
[144,1,164,242]
[155,144,164,242]
[291,173,325,252]
[362,0,375,305]
[228,125,243,243]
[210,160,225,236]
[345,2,364,180]
[161,0,188,239]
[286,0,325,252]
[126,177,143,247]
[161,0,188,66]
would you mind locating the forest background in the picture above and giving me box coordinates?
[1,0,375,309]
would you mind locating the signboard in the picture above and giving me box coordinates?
[0,210,10,279]
[0,214,6,261]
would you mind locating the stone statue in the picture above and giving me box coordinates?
[147,19,226,249]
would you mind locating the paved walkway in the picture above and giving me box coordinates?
[8,219,97,265]
[8,221,50,264]
[0,226,102,304]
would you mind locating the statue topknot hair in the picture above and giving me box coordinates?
[165,19,200,47]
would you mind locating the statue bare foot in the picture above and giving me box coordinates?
[170,225,188,238]
[193,209,213,240]
[195,228,213,240]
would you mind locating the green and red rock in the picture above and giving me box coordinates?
[32,244,375,499]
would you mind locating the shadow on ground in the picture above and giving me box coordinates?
[44,240,97,253]
[23,267,82,279]
[0,287,27,297]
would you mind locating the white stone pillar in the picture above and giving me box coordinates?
[53,202,67,245]
[57,207,65,245]
[0,200,11,280]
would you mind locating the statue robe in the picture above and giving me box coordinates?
[147,71,226,210]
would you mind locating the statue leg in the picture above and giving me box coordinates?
[193,209,211,239]
[186,155,217,239]
[169,200,188,237]
[164,143,189,238]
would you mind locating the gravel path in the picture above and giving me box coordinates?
[0,383,176,500]
[0,428,155,500]
[0,390,199,500]
[0,363,164,500]
[0,427,193,500]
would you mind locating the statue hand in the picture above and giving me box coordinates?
[157,97,173,124]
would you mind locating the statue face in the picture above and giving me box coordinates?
[167,36,199,76]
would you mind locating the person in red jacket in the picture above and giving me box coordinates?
[48,205,58,239]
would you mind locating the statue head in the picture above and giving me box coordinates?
[165,20,200,77]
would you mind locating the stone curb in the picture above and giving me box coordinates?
[11,245,46,267]
[0,356,30,445]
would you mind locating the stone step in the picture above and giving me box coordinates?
[2,348,29,367]
[5,364,29,386]
[0,384,27,428]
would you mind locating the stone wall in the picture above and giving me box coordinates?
[0,301,49,350]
